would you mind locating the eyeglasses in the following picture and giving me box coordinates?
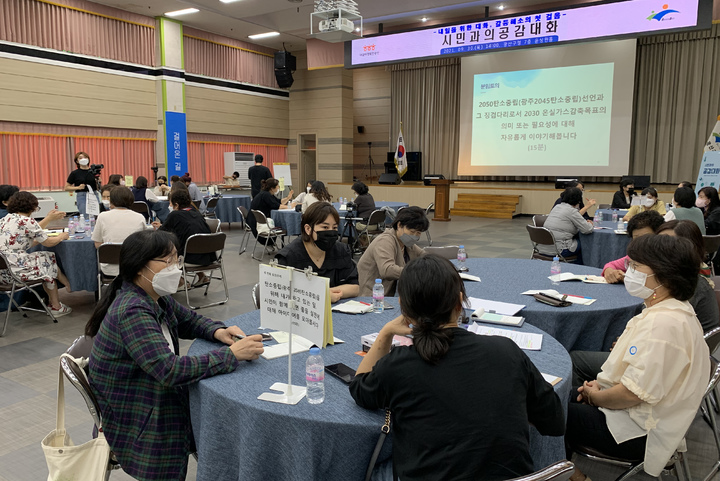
[624,259,642,271]
[151,255,183,269]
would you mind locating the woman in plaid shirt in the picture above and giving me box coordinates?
[85,230,263,480]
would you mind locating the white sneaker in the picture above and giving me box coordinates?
[50,303,72,318]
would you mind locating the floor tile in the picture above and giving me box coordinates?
[0,338,68,374]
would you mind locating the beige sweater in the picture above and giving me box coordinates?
[357,228,425,297]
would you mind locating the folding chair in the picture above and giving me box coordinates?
[181,233,229,309]
[704,235,720,276]
[96,243,122,294]
[506,461,574,481]
[424,203,434,245]
[424,245,460,260]
[61,336,120,479]
[575,356,720,481]
[533,215,547,227]
[205,218,221,233]
[356,209,387,249]
[191,200,203,211]
[526,225,578,263]
[250,210,286,261]
[251,283,260,309]
[0,251,57,337]
[204,197,219,219]
[130,201,151,221]
[236,206,253,255]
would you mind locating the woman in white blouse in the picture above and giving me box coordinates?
[566,233,710,481]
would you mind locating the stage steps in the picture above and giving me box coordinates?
[450,193,521,219]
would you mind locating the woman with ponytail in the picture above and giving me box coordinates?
[86,230,264,481]
[350,255,565,481]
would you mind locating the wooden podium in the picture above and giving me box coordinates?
[429,179,453,221]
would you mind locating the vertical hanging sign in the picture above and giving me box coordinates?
[165,111,188,178]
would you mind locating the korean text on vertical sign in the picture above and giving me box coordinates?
[165,111,188,178]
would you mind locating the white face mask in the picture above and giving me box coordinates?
[624,265,661,299]
[120,179,126,186]
[307,187,311,193]
[643,197,656,208]
[102,200,111,209]
[78,158,89,166]
[143,264,182,297]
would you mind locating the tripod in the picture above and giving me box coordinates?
[340,208,363,253]
[362,142,379,181]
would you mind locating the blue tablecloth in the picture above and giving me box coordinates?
[36,235,97,292]
[579,220,631,269]
[272,202,409,237]
[594,208,629,221]
[460,258,642,351]
[205,195,251,225]
[188,297,571,481]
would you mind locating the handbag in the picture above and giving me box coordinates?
[41,355,111,481]
[365,409,391,481]
[533,292,572,307]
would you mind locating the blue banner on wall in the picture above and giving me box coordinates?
[695,151,720,194]
[165,111,188,179]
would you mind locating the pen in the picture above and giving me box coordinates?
[563,294,593,300]
[357,301,371,306]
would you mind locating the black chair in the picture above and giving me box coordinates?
[0,251,56,337]
[181,233,229,309]
[424,203,434,245]
[236,206,253,255]
[130,201,151,221]
[356,209,387,249]
[96,243,122,295]
[703,235,720,276]
[533,215,548,227]
[526,225,578,263]
[191,200,203,211]
[204,197,219,219]
[250,210,286,261]
[205,218,221,233]
[506,461,574,481]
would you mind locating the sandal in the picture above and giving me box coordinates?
[192,278,211,288]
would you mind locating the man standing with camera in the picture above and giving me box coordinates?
[64,151,101,215]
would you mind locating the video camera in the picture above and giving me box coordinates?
[344,201,357,218]
[89,163,104,177]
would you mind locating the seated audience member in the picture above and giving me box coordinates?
[350,255,564,481]
[611,178,636,209]
[170,175,181,185]
[602,210,665,283]
[540,187,593,262]
[181,174,203,202]
[99,184,115,213]
[351,181,377,220]
[292,181,314,205]
[159,189,215,287]
[552,181,596,220]
[696,186,720,235]
[86,229,263,481]
[131,176,165,222]
[302,181,332,213]
[566,234,709,481]
[664,186,706,233]
[222,172,241,186]
[0,185,19,218]
[247,178,295,236]
[357,206,428,296]
[153,176,171,196]
[275,202,359,302]
[622,187,666,221]
[107,174,125,187]
[92,187,147,276]
[679,181,693,189]
[0,192,72,316]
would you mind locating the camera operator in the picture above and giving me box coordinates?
[64,152,101,215]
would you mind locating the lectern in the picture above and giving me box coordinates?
[429,179,453,222]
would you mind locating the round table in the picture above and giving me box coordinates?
[206,195,251,226]
[188,297,571,481]
[459,258,643,351]
[579,220,631,269]
[37,234,98,292]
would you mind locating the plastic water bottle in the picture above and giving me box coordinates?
[593,211,600,225]
[68,217,76,235]
[89,215,95,233]
[457,245,467,270]
[372,279,384,314]
[551,256,561,285]
[611,209,618,223]
[306,347,325,404]
[77,214,86,236]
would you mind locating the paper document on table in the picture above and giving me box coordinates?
[467,297,524,316]
[521,289,596,305]
[541,373,562,386]
[332,300,373,314]
[467,323,542,350]
[548,273,606,284]
[459,273,481,282]
[470,308,524,327]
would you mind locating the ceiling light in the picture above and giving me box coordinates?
[421,17,428,22]
[219,0,241,3]
[248,31,281,40]
[164,7,199,16]
[497,4,504,10]
[355,27,360,32]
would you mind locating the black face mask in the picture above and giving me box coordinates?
[628,188,635,196]
[315,230,339,252]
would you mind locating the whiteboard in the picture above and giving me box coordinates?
[273,163,293,188]
[223,152,254,187]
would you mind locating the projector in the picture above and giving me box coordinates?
[319,17,354,33]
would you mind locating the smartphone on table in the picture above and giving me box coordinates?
[325,363,357,384]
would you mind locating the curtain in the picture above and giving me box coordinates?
[1,134,68,190]
[631,24,720,183]
[73,137,155,185]
[389,58,461,178]
[0,0,155,65]
[186,140,288,184]
[183,27,278,88]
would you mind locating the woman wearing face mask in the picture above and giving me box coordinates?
[696,186,720,235]
[565,234,709,481]
[153,176,171,196]
[99,184,114,212]
[247,178,295,237]
[621,187,666,221]
[301,180,332,213]
[107,174,125,187]
[64,152,99,215]
[611,178,636,209]
[664,186,706,233]
[275,202,359,303]
[86,230,264,481]
[357,206,428,297]
[292,180,314,205]
[91,187,147,276]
